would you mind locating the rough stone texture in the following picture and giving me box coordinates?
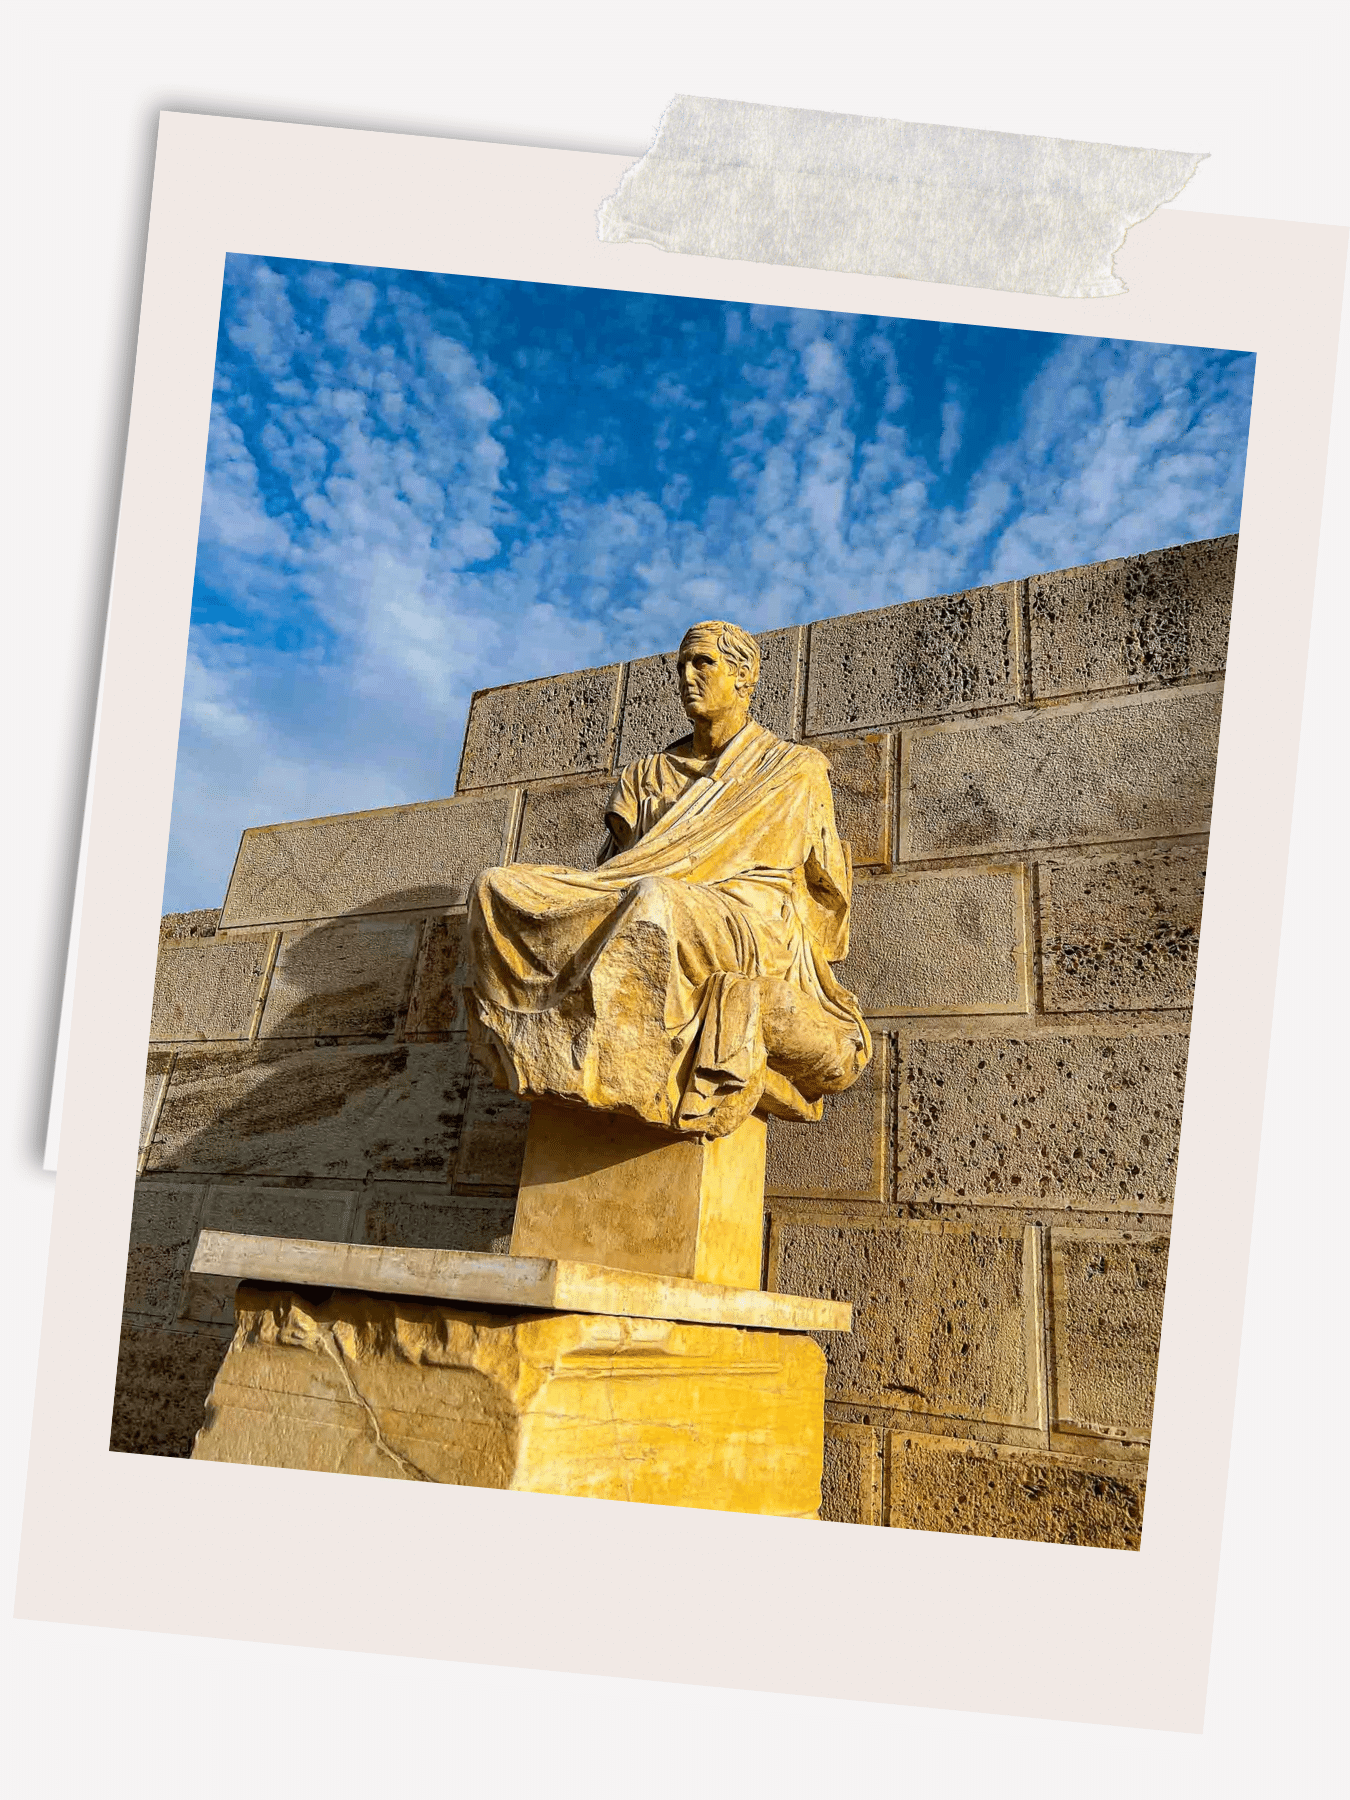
[1029,536,1236,699]
[109,1321,234,1457]
[821,1422,880,1524]
[220,793,515,929]
[159,908,222,943]
[886,1431,1144,1547]
[813,733,892,865]
[149,936,274,1042]
[897,1031,1189,1208]
[1049,1229,1169,1439]
[144,1039,474,1182]
[902,688,1222,857]
[259,916,421,1040]
[122,1182,207,1321]
[770,1219,1039,1424]
[1040,848,1206,1012]
[805,582,1018,735]
[404,916,466,1037]
[454,1062,531,1192]
[458,664,622,789]
[765,1036,888,1201]
[843,868,1027,1015]
[616,626,804,766]
[515,777,613,870]
[141,1050,174,1154]
[358,1191,516,1255]
[179,1185,355,1325]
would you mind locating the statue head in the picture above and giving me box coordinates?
[677,621,760,726]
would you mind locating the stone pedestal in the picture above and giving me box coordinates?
[510,1100,767,1288]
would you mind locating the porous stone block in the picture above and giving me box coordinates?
[149,936,274,1042]
[159,908,222,943]
[109,1320,234,1458]
[1029,535,1236,699]
[1040,848,1206,1013]
[259,916,421,1040]
[512,1102,767,1288]
[804,582,1019,736]
[765,1035,888,1201]
[358,1192,516,1255]
[814,733,892,865]
[514,777,613,870]
[122,1181,207,1322]
[886,1430,1144,1547]
[403,916,466,1037]
[181,1185,356,1326]
[616,626,804,765]
[902,688,1222,857]
[769,1219,1042,1425]
[193,1283,827,1517]
[220,793,515,929]
[896,1031,1189,1208]
[844,868,1028,1015]
[458,664,622,789]
[141,1051,175,1154]
[143,1039,474,1182]
[453,1063,530,1192]
[821,1422,880,1525]
[1049,1228,1169,1440]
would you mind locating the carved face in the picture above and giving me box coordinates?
[677,633,746,723]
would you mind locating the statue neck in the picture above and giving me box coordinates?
[690,705,751,760]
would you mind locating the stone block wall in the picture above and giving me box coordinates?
[115,536,1234,1547]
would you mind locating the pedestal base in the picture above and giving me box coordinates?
[192,1281,827,1517]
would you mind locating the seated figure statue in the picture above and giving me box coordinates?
[462,620,872,1140]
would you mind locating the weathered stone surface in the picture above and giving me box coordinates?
[822,1422,880,1525]
[1049,1229,1169,1439]
[194,1284,827,1516]
[1029,535,1236,699]
[149,936,274,1042]
[458,664,622,789]
[514,777,613,870]
[814,733,892,865]
[181,1185,356,1326]
[886,1431,1144,1547]
[359,1193,516,1256]
[896,1031,1189,1208]
[122,1182,206,1321]
[843,868,1028,1015]
[109,1321,234,1458]
[1040,848,1206,1012]
[770,1219,1040,1424]
[259,916,421,1040]
[616,626,803,765]
[766,1036,888,1201]
[141,1051,174,1155]
[453,1062,530,1192]
[902,688,1222,857]
[159,908,222,943]
[805,582,1019,735]
[403,916,466,1037]
[220,793,515,929]
[144,1039,474,1181]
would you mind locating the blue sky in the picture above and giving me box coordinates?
[165,254,1254,911]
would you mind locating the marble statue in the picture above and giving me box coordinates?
[462,621,872,1140]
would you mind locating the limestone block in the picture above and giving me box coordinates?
[109,1320,234,1458]
[765,1036,888,1201]
[902,688,1223,857]
[813,733,892,865]
[769,1219,1042,1425]
[220,792,515,930]
[804,582,1019,735]
[511,1102,766,1288]
[181,1184,356,1326]
[259,916,421,1040]
[141,1051,175,1154]
[403,916,467,1037]
[1029,535,1236,699]
[122,1182,207,1322]
[1049,1228,1169,1439]
[821,1422,880,1525]
[515,777,613,870]
[359,1192,516,1255]
[160,908,222,943]
[149,936,275,1042]
[453,1062,530,1192]
[193,1283,827,1517]
[144,1038,474,1181]
[896,1031,1189,1208]
[886,1430,1144,1547]
[616,626,804,765]
[843,868,1028,1015]
[1040,848,1206,1013]
[458,664,622,789]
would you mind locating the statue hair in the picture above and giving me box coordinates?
[680,620,761,695]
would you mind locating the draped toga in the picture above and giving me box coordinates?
[462,719,871,1139]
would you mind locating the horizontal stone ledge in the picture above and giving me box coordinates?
[192,1231,853,1333]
